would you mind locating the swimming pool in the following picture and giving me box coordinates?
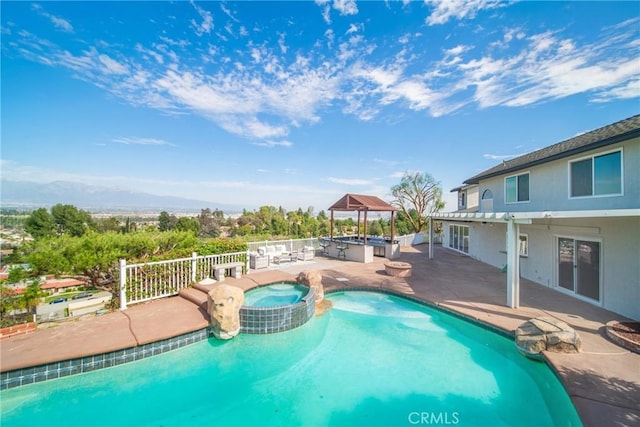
[0,291,581,426]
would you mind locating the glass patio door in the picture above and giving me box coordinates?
[557,237,600,301]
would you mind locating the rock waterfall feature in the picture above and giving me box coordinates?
[207,284,245,340]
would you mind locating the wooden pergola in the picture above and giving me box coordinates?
[328,193,396,244]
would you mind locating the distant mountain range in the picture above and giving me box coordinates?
[0,180,243,213]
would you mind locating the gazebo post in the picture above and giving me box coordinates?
[357,210,361,240]
[330,210,334,241]
[390,211,395,243]
[363,209,368,245]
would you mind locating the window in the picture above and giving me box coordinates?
[570,150,622,197]
[504,233,528,256]
[449,224,469,253]
[505,173,529,203]
[519,234,528,257]
[458,192,466,209]
[481,189,493,211]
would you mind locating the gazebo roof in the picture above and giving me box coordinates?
[328,193,395,212]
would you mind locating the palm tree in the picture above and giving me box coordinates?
[21,281,45,315]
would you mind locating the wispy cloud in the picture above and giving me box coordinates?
[113,137,176,146]
[190,1,214,36]
[31,3,74,33]
[425,0,508,26]
[483,153,521,161]
[7,3,638,147]
[328,177,374,185]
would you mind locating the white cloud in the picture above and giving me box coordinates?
[49,16,73,33]
[191,1,214,36]
[32,4,74,33]
[483,153,520,161]
[7,4,638,145]
[315,0,332,24]
[98,54,129,74]
[425,0,508,26]
[252,140,293,148]
[113,137,176,146]
[328,177,375,185]
[333,0,358,16]
[346,23,363,35]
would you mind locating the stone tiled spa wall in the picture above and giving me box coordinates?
[240,286,316,334]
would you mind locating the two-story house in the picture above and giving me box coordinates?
[432,115,640,320]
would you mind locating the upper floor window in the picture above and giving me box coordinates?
[570,150,622,198]
[505,173,530,203]
[481,189,493,211]
[458,192,466,209]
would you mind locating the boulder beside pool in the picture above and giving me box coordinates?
[515,317,582,359]
[297,270,332,316]
[296,270,324,302]
[207,284,245,340]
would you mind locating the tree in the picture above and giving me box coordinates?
[175,217,200,234]
[198,208,221,238]
[24,208,55,239]
[390,171,444,233]
[158,211,177,231]
[50,204,94,237]
[21,281,45,315]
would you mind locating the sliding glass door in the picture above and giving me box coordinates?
[557,237,601,302]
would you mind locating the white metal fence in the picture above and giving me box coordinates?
[118,233,434,310]
[118,251,247,309]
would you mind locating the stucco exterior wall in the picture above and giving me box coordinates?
[477,137,639,213]
[442,216,640,320]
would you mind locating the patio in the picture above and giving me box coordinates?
[1,245,638,426]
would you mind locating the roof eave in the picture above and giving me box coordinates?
[464,129,640,185]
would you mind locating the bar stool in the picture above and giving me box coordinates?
[336,245,347,259]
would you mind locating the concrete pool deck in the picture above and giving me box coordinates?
[1,245,638,426]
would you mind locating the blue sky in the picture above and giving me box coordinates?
[2,1,639,213]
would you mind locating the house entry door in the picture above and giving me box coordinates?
[557,237,600,302]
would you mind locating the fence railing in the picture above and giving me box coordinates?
[118,233,435,310]
[119,251,247,309]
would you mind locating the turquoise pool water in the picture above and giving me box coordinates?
[0,292,581,426]
[243,282,308,307]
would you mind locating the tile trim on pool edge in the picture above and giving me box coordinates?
[0,327,211,390]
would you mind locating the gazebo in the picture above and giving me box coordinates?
[325,193,398,262]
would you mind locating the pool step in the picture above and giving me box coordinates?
[179,287,208,311]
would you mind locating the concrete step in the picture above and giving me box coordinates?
[179,287,208,310]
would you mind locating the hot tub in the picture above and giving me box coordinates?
[240,282,316,334]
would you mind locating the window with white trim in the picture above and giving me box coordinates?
[449,224,469,253]
[504,233,528,257]
[505,172,529,203]
[569,150,622,198]
[518,234,528,257]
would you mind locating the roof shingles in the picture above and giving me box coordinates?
[464,114,640,185]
